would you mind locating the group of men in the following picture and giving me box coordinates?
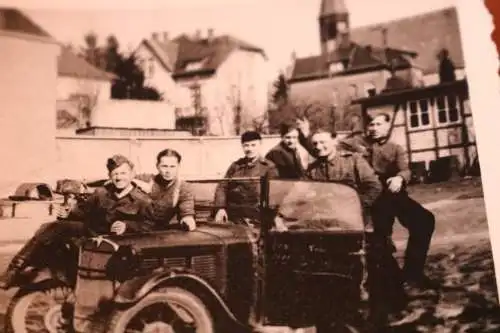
[210,115,436,330]
[0,148,197,289]
[214,115,435,289]
[0,114,436,330]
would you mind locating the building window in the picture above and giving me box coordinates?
[185,58,206,72]
[190,84,202,113]
[408,99,430,128]
[148,57,155,77]
[436,95,460,124]
[326,20,336,39]
[329,62,343,75]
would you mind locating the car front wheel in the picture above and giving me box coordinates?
[5,281,74,333]
[108,287,214,333]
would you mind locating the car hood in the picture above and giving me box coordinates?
[96,224,254,252]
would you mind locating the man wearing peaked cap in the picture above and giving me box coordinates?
[0,154,152,289]
[213,130,278,225]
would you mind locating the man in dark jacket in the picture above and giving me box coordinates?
[0,154,152,289]
[265,122,309,179]
[292,120,408,331]
[345,113,436,289]
[214,131,278,224]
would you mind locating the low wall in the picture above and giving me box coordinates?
[54,134,283,181]
[0,132,348,197]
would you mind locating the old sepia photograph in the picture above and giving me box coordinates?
[0,0,499,332]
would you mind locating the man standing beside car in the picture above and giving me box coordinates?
[277,121,408,332]
[342,113,437,290]
[0,154,152,289]
[214,131,278,225]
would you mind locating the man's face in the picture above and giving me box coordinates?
[368,115,391,140]
[242,140,261,159]
[157,156,179,181]
[282,129,299,150]
[311,132,336,157]
[109,163,134,190]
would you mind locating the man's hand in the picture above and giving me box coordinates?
[386,176,404,193]
[110,221,127,235]
[296,117,311,137]
[215,209,228,223]
[56,205,71,219]
[180,216,197,231]
[272,215,288,232]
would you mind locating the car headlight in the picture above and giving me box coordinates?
[105,245,139,282]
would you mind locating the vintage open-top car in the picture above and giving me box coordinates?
[4,177,376,333]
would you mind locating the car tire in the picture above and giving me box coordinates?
[108,286,214,333]
[5,281,74,333]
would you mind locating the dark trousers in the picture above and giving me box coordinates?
[12,220,93,268]
[372,191,436,280]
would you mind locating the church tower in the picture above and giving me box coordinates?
[319,0,350,55]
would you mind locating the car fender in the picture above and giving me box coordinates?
[114,269,252,333]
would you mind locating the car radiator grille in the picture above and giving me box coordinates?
[141,254,218,282]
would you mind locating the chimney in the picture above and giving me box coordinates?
[291,50,297,62]
[381,27,388,48]
[152,32,159,41]
[207,28,214,42]
[163,31,169,43]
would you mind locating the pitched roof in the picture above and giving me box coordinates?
[290,42,416,82]
[141,38,179,72]
[140,33,267,79]
[350,7,464,74]
[58,47,116,81]
[0,8,54,39]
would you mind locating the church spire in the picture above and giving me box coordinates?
[318,0,350,56]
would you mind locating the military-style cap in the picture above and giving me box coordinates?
[241,131,262,143]
[106,154,134,172]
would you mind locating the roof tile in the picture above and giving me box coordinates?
[0,8,53,39]
[350,7,463,74]
[58,47,116,81]
[142,33,266,79]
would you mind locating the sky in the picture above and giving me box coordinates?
[7,0,457,74]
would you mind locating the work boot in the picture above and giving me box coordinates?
[405,273,440,291]
[0,257,26,289]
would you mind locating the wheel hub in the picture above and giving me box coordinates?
[143,321,175,333]
[43,304,64,333]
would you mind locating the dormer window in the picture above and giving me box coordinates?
[185,58,207,72]
[329,62,343,74]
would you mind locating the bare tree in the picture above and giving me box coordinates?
[68,83,101,128]
[268,96,336,134]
